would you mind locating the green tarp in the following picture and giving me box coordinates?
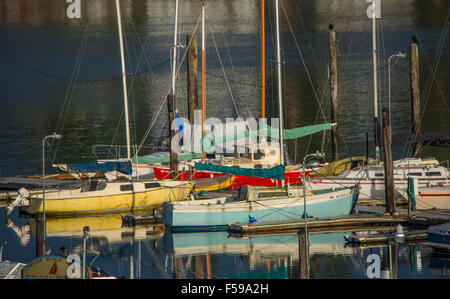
[135,123,332,165]
[194,162,285,180]
[202,123,332,150]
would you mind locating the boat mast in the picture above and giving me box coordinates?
[172,0,180,97]
[115,0,131,160]
[201,3,206,162]
[274,0,285,186]
[371,0,380,164]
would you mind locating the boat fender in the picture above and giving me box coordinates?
[249,216,258,223]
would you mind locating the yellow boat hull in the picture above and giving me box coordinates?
[27,181,194,217]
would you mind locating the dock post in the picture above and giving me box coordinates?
[391,245,399,279]
[35,215,46,258]
[329,21,339,161]
[173,256,184,279]
[167,94,179,179]
[298,230,310,279]
[193,255,204,279]
[187,34,198,125]
[382,108,396,215]
[409,42,421,157]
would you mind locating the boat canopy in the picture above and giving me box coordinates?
[55,161,133,175]
[202,123,333,150]
[194,162,285,180]
[133,123,332,166]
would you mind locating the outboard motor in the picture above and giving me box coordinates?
[5,188,29,215]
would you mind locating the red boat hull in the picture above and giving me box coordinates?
[152,167,314,190]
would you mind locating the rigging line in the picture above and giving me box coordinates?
[207,19,240,118]
[53,21,90,135]
[292,1,323,84]
[417,13,449,120]
[407,16,449,157]
[0,51,169,83]
[280,0,327,123]
[136,13,202,154]
[220,31,251,119]
[51,21,91,164]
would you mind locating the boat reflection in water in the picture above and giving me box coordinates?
[8,214,166,279]
[5,213,450,279]
[163,231,356,279]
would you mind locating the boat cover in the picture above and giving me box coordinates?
[194,162,285,180]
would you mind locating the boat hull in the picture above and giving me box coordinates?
[427,224,450,245]
[154,166,313,190]
[27,181,194,217]
[305,178,448,200]
[163,188,358,232]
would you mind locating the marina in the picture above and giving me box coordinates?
[0,0,449,282]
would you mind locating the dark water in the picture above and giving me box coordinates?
[0,0,449,177]
[0,0,449,279]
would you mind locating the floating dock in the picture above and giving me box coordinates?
[227,214,409,235]
[357,205,450,226]
[344,230,428,246]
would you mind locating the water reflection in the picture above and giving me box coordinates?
[1,207,449,279]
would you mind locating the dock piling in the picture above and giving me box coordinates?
[410,41,421,157]
[382,108,396,215]
[167,94,179,179]
[329,21,339,161]
[298,230,310,279]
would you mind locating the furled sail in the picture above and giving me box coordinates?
[55,161,132,175]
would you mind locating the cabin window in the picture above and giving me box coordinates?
[257,191,287,198]
[253,150,266,160]
[408,172,422,176]
[426,172,441,177]
[374,173,384,177]
[97,182,107,191]
[120,184,133,192]
[145,182,161,189]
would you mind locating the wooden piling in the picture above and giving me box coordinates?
[329,22,339,161]
[187,34,198,124]
[167,94,178,179]
[391,245,399,279]
[173,256,184,279]
[35,216,45,258]
[410,42,421,157]
[382,108,396,215]
[298,231,309,279]
[193,255,205,279]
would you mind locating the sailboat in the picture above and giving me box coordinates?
[162,0,359,232]
[25,0,193,217]
[145,2,330,189]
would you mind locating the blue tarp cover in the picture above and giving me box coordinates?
[63,161,132,175]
